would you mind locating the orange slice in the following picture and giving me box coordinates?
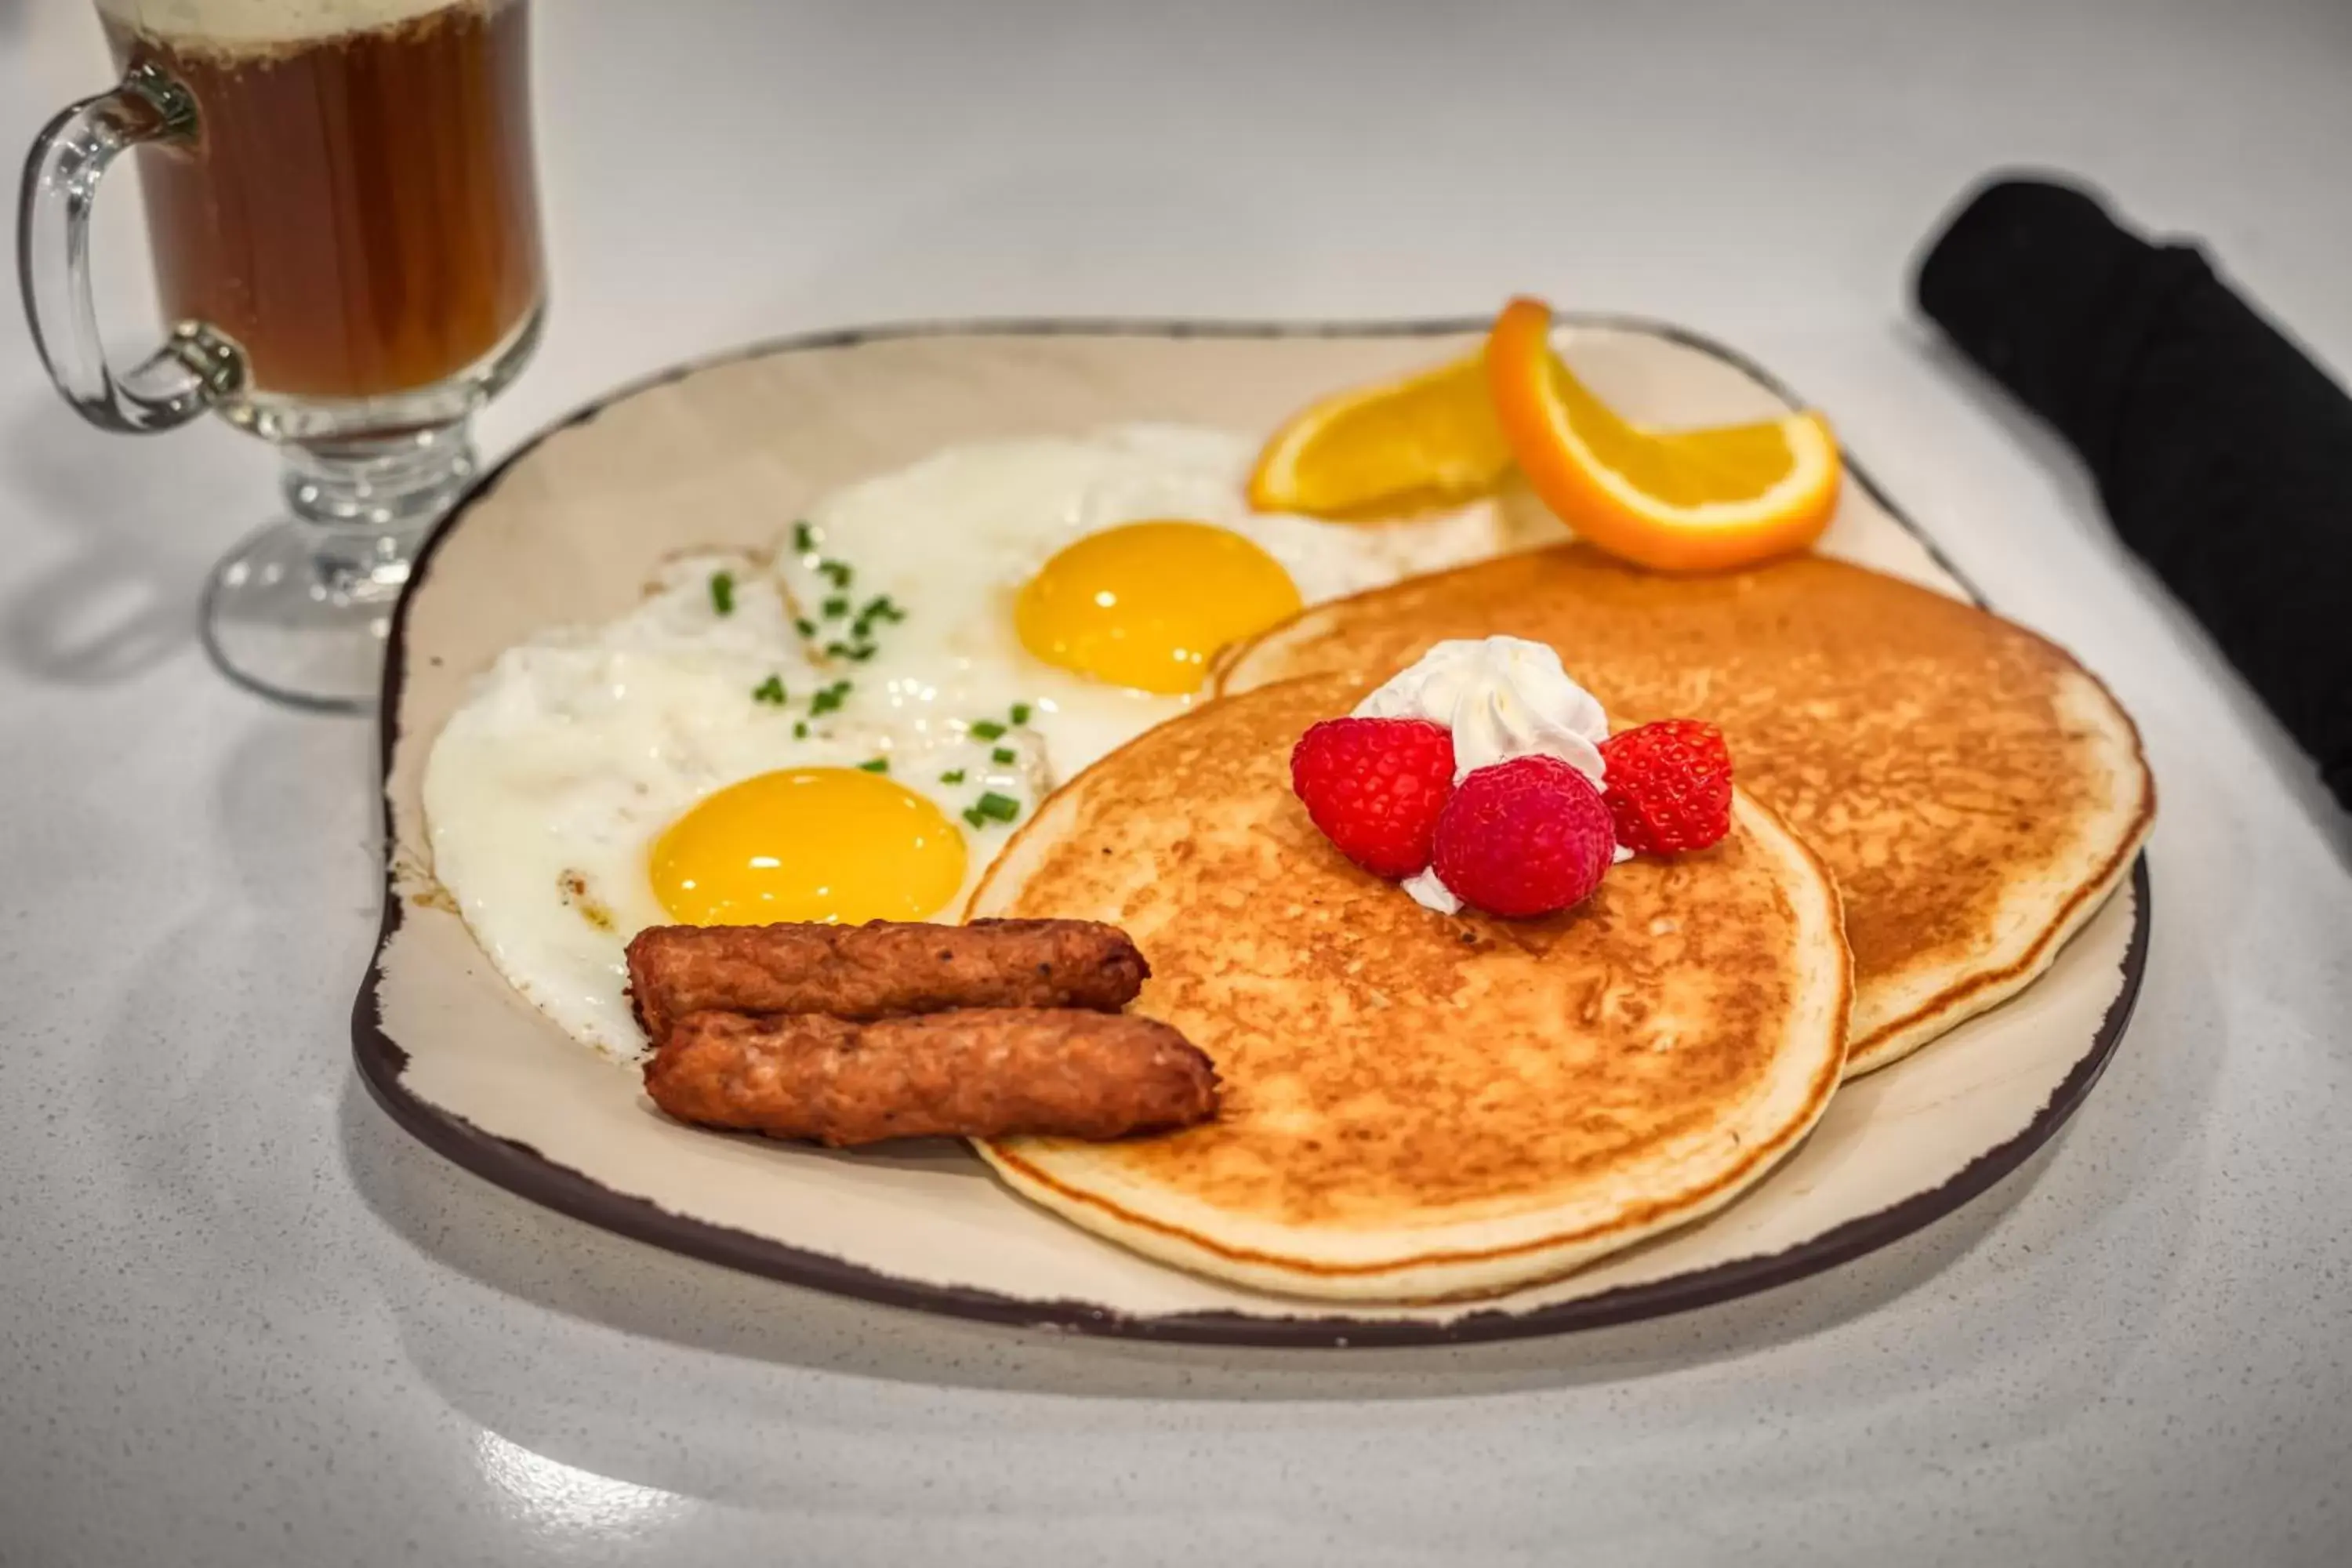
[1248,352,1514,517]
[1484,297,1842,572]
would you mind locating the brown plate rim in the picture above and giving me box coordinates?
[350,314,2153,1348]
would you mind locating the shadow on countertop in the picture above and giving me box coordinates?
[0,390,241,689]
[336,1066,2061,1404]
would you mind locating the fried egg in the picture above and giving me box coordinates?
[423,554,1042,1059]
[779,425,1510,783]
[427,426,1515,1061]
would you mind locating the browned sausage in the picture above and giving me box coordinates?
[643,1008,1218,1145]
[626,920,1149,1041]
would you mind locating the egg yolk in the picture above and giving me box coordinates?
[650,768,967,927]
[1015,520,1304,695]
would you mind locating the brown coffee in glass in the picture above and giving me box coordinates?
[19,0,547,710]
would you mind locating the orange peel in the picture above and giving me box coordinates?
[1483,296,1841,572]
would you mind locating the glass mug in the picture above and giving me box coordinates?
[18,0,545,710]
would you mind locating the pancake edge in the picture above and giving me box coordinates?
[1840,667,2154,1073]
[969,779,1854,1304]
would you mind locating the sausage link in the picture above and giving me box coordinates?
[643,1008,1218,1146]
[626,919,1149,1040]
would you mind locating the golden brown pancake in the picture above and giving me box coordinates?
[1217,545,2155,1074]
[967,674,1850,1302]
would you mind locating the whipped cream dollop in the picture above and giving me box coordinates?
[1353,636,1624,914]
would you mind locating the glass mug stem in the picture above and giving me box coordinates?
[15,0,544,712]
[17,62,244,432]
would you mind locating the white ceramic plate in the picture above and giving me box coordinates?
[354,318,2149,1345]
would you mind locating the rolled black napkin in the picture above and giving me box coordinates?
[1915,173,2352,811]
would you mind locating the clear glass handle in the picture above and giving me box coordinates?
[16,61,245,434]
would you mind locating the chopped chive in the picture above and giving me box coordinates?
[824,641,850,657]
[974,791,1020,823]
[793,721,809,739]
[858,757,889,774]
[1009,702,1032,724]
[992,746,1016,765]
[938,768,966,785]
[859,594,904,625]
[968,719,1006,740]
[846,643,877,662]
[751,674,787,706]
[819,560,853,589]
[810,681,851,716]
[822,596,851,619]
[961,806,986,829]
[792,521,818,554]
[794,616,818,638]
[709,570,736,615]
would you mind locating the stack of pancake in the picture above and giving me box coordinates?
[967,545,2154,1302]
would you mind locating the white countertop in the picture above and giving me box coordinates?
[5,0,2350,1563]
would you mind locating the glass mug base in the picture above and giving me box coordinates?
[194,305,539,711]
[202,517,417,713]
[200,407,487,712]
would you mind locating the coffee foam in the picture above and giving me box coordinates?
[98,0,481,47]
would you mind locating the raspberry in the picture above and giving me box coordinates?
[1290,717,1457,878]
[1431,755,1616,918]
[1599,720,1734,855]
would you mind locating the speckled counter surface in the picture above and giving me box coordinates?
[4,1,2349,1563]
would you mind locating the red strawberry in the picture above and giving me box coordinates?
[1599,720,1734,855]
[1431,755,1616,918]
[1290,717,1457,878]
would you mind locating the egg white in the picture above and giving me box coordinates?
[423,554,1040,1060]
